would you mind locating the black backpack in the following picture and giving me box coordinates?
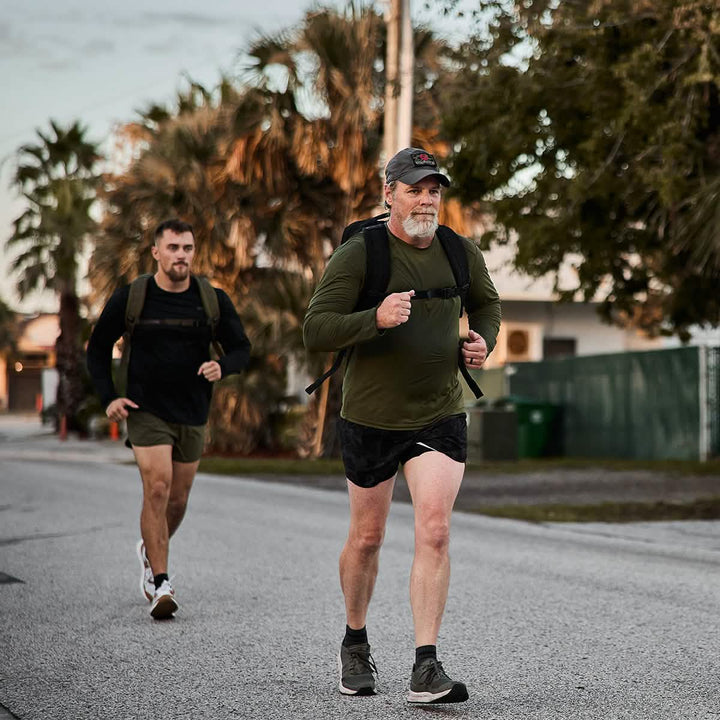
[305,215,483,398]
[116,274,223,395]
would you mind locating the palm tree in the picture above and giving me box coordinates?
[6,120,101,430]
[90,81,248,302]
[90,5,462,456]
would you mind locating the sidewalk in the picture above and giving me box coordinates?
[0,413,131,464]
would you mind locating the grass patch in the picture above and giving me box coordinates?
[469,497,720,523]
[465,457,720,476]
[199,456,345,476]
[199,454,720,477]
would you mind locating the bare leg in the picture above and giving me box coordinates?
[167,460,199,537]
[404,452,464,647]
[339,476,396,629]
[134,445,174,576]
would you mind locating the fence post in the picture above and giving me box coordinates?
[699,346,709,462]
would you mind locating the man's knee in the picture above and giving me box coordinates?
[348,525,386,556]
[142,467,173,503]
[416,516,451,553]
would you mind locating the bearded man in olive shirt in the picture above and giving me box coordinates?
[303,148,501,704]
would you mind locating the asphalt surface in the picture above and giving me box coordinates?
[2,415,720,718]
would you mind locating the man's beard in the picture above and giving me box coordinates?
[167,263,189,282]
[402,212,438,239]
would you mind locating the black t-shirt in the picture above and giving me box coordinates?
[87,276,251,425]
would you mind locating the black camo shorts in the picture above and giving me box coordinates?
[338,413,467,488]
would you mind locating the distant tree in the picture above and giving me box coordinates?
[6,120,101,429]
[0,298,18,355]
[442,0,720,339]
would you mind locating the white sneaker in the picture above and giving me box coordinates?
[150,579,179,620]
[136,540,154,602]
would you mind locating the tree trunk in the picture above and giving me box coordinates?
[55,287,85,433]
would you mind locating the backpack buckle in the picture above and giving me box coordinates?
[433,287,458,300]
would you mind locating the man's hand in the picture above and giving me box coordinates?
[376,290,415,330]
[106,397,139,422]
[462,329,488,368]
[198,360,222,383]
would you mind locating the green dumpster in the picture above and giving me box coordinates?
[496,397,563,458]
[465,406,518,462]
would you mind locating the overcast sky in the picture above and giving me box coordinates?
[0,0,473,312]
[1,0,333,310]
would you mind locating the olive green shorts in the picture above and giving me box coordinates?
[126,410,206,463]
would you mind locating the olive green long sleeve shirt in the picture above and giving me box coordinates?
[303,227,501,430]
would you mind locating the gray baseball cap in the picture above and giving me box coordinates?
[385,147,450,187]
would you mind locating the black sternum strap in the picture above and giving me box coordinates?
[408,283,469,317]
[412,286,462,300]
[135,318,209,328]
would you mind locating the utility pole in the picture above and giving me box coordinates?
[384,0,414,160]
[397,0,413,150]
[383,0,399,161]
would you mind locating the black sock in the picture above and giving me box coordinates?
[343,625,368,647]
[153,573,169,590]
[415,645,437,666]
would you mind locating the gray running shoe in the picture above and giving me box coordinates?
[136,539,154,602]
[407,659,468,704]
[338,642,377,696]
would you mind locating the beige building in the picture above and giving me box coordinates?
[481,241,663,368]
[1,314,58,412]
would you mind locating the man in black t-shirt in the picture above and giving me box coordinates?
[87,219,251,619]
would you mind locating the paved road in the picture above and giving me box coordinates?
[2,432,720,719]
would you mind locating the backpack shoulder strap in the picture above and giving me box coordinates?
[436,226,470,311]
[125,274,152,335]
[436,227,484,400]
[118,274,151,397]
[195,275,224,358]
[356,223,391,311]
[195,276,220,335]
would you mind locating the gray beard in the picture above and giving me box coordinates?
[402,213,438,239]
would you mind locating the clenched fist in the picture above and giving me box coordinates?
[376,290,415,329]
[106,397,138,422]
[198,360,222,383]
[462,329,488,368]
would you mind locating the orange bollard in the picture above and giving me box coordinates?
[59,414,68,441]
[109,421,119,441]
[35,393,43,413]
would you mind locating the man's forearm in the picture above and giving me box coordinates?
[303,307,380,352]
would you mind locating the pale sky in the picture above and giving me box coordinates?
[0,0,474,312]
[1,0,329,310]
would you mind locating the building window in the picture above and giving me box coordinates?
[543,337,576,359]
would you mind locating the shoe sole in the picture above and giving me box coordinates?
[407,683,469,704]
[150,595,178,620]
[136,540,153,602]
[337,652,377,696]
